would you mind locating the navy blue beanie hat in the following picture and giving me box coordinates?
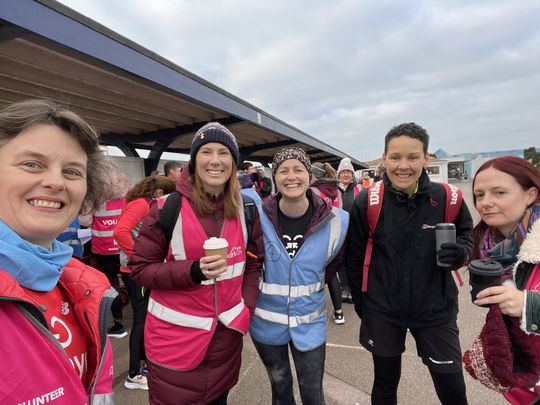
[189,122,240,171]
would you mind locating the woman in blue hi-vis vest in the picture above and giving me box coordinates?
[250,147,349,404]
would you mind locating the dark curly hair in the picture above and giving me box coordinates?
[384,122,429,154]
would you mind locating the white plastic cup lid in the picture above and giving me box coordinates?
[203,237,228,250]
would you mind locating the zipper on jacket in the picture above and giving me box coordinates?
[89,287,117,399]
[287,257,294,327]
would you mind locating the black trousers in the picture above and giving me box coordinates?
[124,276,149,376]
[93,253,125,320]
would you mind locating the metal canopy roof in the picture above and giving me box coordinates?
[0,0,366,173]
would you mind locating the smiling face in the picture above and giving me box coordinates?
[382,135,429,196]
[0,125,88,247]
[474,167,538,236]
[339,170,354,185]
[195,142,233,195]
[274,159,310,201]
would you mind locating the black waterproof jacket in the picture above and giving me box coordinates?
[346,170,473,327]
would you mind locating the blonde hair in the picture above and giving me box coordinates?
[312,161,337,179]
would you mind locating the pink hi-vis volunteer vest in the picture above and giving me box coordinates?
[503,263,540,405]
[310,187,341,208]
[91,198,125,255]
[145,196,250,371]
[353,184,363,198]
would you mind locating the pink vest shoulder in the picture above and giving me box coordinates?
[0,301,89,404]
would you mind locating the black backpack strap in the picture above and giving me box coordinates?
[157,192,256,250]
[157,191,182,243]
[240,194,256,246]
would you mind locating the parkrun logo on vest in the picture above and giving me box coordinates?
[228,246,243,260]
[369,181,382,206]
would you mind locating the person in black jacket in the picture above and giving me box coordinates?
[254,163,273,199]
[346,123,473,405]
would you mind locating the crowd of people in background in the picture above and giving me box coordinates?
[1,98,540,405]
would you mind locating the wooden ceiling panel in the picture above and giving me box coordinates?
[0,37,215,122]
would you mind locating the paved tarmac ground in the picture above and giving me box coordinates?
[111,181,507,404]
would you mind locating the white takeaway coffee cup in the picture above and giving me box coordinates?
[203,237,229,262]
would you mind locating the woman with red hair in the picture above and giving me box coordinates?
[469,156,540,403]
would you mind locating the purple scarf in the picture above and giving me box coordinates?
[480,204,540,277]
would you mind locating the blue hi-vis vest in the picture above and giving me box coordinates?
[250,206,349,351]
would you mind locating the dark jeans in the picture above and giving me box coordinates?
[327,275,342,311]
[252,339,326,405]
[94,253,126,320]
[124,276,149,376]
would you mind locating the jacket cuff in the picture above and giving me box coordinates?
[190,261,206,284]
[523,290,540,335]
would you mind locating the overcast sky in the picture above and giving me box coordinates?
[58,0,540,161]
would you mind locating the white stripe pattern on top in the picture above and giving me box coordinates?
[260,281,324,297]
[170,208,186,260]
[218,300,245,324]
[91,230,114,237]
[200,261,245,285]
[96,209,123,216]
[147,297,213,331]
[326,209,343,264]
[253,307,326,327]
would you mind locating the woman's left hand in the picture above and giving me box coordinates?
[474,285,525,317]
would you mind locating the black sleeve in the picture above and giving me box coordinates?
[345,189,370,318]
[260,178,272,198]
[455,198,474,258]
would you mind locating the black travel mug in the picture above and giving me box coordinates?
[435,223,456,267]
[468,259,504,307]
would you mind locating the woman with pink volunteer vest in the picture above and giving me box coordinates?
[310,161,346,324]
[113,174,175,391]
[0,99,117,404]
[90,171,129,338]
[466,156,540,404]
[129,122,264,405]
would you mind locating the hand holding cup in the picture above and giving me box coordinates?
[199,255,227,279]
[201,237,229,280]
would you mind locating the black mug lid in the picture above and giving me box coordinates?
[468,259,504,276]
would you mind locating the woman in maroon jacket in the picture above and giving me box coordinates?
[129,122,264,405]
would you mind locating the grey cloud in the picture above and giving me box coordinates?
[59,0,540,160]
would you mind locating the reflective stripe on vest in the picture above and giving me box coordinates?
[91,392,115,405]
[326,207,344,264]
[260,281,324,297]
[145,194,251,370]
[148,297,247,332]
[91,198,125,254]
[200,261,245,285]
[254,306,326,328]
[148,297,213,331]
[91,230,114,237]
[218,300,246,324]
[250,205,349,349]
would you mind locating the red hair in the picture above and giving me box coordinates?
[470,156,540,260]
